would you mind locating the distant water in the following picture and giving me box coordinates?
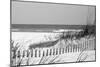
[11,24,95,32]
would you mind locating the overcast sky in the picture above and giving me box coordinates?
[12,1,96,25]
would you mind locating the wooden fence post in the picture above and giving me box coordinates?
[46,49,49,56]
[56,48,58,55]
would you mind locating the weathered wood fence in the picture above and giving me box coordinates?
[12,38,95,59]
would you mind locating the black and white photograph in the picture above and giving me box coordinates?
[11,0,96,67]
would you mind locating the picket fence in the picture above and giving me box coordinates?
[12,37,95,59]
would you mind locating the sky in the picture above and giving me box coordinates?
[12,1,96,25]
